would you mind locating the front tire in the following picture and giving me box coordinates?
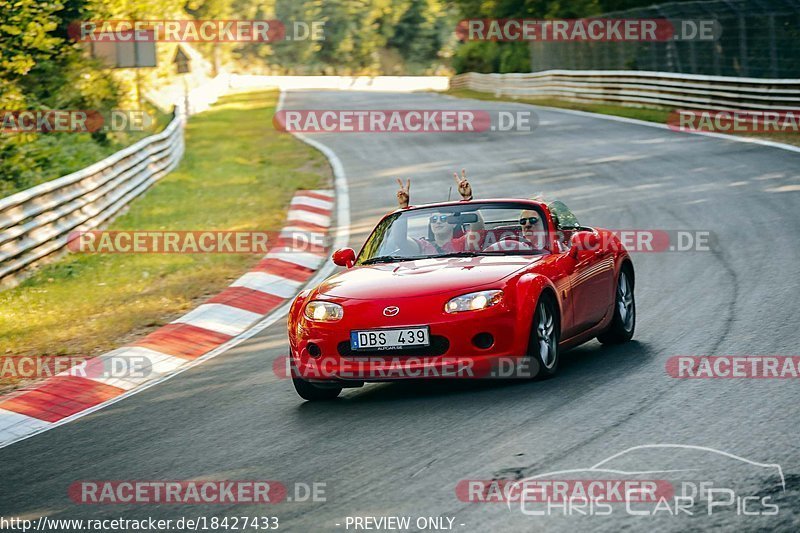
[597,266,635,345]
[292,377,342,401]
[527,293,560,380]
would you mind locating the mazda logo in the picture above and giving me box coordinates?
[383,306,400,317]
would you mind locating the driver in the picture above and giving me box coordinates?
[518,208,547,250]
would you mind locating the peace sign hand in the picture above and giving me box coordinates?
[453,169,473,201]
[396,178,411,208]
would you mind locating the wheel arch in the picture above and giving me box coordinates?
[516,274,562,337]
[619,256,635,288]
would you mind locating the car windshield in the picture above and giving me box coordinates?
[357,202,550,265]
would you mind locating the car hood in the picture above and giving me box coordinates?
[317,255,540,299]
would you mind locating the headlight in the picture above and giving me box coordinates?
[445,290,503,313]
[304,301,344,322]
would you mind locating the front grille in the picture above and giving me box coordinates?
[337,335,450,357]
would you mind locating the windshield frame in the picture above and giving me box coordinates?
[355,200,554,265]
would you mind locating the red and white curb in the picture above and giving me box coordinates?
[0,189,334,446]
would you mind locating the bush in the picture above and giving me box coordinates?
[453,41,500,73]
[499,42,531,73]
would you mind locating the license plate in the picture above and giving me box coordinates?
[350,327,430,351]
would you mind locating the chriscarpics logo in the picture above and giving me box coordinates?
[475,445,787,519]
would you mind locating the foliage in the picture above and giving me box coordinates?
[232,0,456,75]
[449,0,699,73]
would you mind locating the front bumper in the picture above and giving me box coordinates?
[288,296,531,381]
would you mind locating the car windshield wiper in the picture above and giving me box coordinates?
[436,250,542,258]
[434,251,481,258]
[361,255,425,265]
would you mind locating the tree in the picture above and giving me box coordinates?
[0,0,63,94]
[388,0,440,68]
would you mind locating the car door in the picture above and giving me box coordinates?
[567,231,615,332]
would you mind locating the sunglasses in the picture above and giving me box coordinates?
[429,215,449,223]
[519,216,539,226]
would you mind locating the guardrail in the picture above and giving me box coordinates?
[450,70,800,111]
[0,113,184,287]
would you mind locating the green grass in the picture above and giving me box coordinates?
[0,90,330,378]
[445,88,800,147]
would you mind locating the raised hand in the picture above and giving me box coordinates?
[396,178,411,208]
[453,168,473,201]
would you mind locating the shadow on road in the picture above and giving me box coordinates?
[295,340,656,411]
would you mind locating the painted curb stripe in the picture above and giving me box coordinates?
[273,237,327,255]
[172,303,264,337]
[0,409,50,439]
[252,257,315,281]
[287,210,331,227]
[298,190,334,201]
[207,286,284,315]
[266,250,326,270]
[289,203,332,216]
[135,323,233,360]
[0,377,125,423]
[282,221,330,233]
[0,183,334,442]
[290,196,333,210]
[74,347,189,391]
[230,271,303,298]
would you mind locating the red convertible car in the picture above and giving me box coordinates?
[287,199,635,400]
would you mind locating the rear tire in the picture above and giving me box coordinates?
[527,293,560,380]
[597,265,635,345]
[292,377,342,401]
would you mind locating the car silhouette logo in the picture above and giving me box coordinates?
[383,306,400,317]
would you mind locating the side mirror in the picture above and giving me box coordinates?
[569,231,600,257]
[332,248,356,268]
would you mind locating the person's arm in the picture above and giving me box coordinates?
[453,169,473,201]
[384,178,422,255]
[452,170,485,251]
[396,178,411,209]
[454,169,482,227]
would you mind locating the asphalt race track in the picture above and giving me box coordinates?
[1,90,798,531]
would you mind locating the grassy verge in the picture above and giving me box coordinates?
[445,88,800,147]
[0,90,331,388]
